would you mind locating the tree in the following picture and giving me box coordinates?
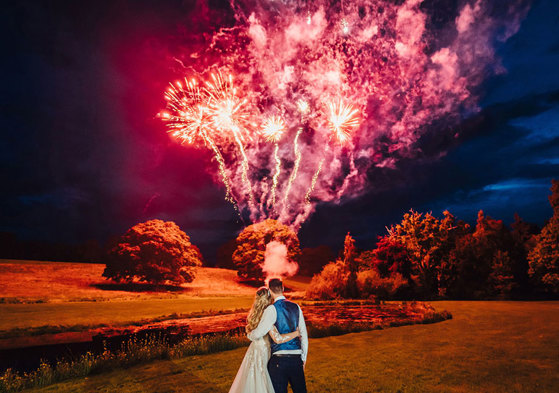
[360,236,411,279]
[443,210,515,298]
[232,219,301,281]
[488,250,515,297]
[548,179,559,213]
[216,238,237,269]
[389,210,467,298]
[103,219,202,285]
[528,180,559,296]
[342,233,359,298]
[510,213,539,294]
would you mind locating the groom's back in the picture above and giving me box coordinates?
[274,299,299,331]
[272,299,301,352]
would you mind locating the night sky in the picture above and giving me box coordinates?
[1,0,558,262]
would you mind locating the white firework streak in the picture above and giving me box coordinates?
[232,130,256,213]
[270,143,281,212]
[305,143,331,204]
[305,158,324,204]
[281,127,303,216]
[205,134,241,216]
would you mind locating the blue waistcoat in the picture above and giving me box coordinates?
[271,299,301,353]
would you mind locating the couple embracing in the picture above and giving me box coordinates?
[229,278,308,393]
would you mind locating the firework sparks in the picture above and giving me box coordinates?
[162,78,210,146]
[297,99,310,116]
[270,144,281,211]
[159,0,526,228]
[204,72,252,142]
[281,127,303,217]
[204,72,255,210]
[161,75,241,211]
[305,158,324,204]
[341,19,350,35]
[261,116,286,142]
[327,100,360,143]
[261,116,286,211]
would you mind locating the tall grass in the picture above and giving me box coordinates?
[0,333,249,393]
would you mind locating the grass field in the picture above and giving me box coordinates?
[0,260,305,346]
[0,297,255,331]
[0,260,261,303]
[23,301,559,393]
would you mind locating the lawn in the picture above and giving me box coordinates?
[0,297,254,332]
[25,301,559,393]
[0,260,260,303]
[0,260,307,334]
[0,260,306,347]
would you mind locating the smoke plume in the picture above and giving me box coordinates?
[262,240,299,282]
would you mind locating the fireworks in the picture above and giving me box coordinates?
[162,78,211,146]
[270,143,281,211]
[204,73,252,143]
[261,116,286,211]
[305,158,324,205]
[341,19,350,35]
[160,73,244,209]
[261,116,286,142]
[280,127,303,219]
[326,100,360,143]
[159,0,525,228]
[297,99,310,116]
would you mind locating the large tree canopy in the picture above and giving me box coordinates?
[103,219,202,285]
[528,180,559,295]
[232,219,301,281]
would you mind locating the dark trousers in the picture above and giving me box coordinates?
[268,355,307,393]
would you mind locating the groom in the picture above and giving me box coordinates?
[247,278,308,393]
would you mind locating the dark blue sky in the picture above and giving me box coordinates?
[1,0,558,261]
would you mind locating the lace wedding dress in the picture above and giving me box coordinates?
[228,336,275,393]
[228,327,291,393]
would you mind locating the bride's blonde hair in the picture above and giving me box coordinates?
[246,286,272,333]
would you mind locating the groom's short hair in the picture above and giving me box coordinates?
[268,278,283,294]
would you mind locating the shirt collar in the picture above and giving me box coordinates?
[274,295,286,303]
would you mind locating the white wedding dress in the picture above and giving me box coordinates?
[229,327,291,393]
[228,336,275,393]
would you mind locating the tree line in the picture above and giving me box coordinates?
[4,179,556,300]
[308,180,559,300]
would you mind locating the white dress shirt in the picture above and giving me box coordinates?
[247,295,309,362]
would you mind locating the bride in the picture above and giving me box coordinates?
[229,286,300,393]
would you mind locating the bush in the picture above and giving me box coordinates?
[306,261,349,300]
[103,219,202,285]
[356,270,407,299]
